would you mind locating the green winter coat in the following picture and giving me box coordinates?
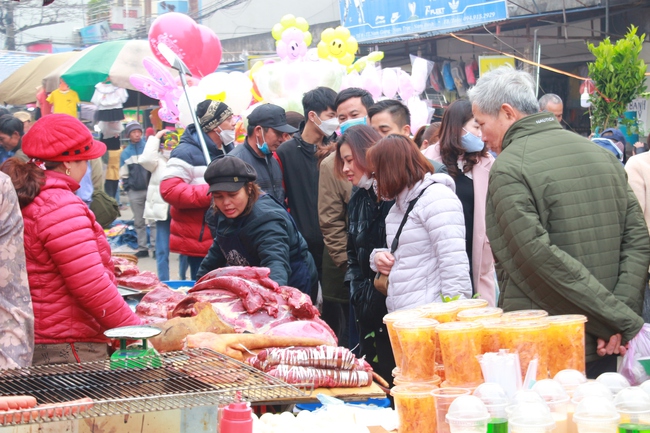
[486,112,650,363]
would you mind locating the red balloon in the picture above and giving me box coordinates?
[149,12,203,77]
[197,25,222,77]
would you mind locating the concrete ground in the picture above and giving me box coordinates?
[112,192,185,281]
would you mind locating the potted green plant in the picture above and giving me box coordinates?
[587,25,647,133]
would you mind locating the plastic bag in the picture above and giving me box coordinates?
[619,323,650,385]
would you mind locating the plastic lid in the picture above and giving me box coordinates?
[553,369,587,395]
[640,380,650,397]
[532,379,570,404]
[457,307,503,321]
[436,321,484,333]
[450,299,489,310]
[391,384,438,397]
[417,302,460,314]
[473,383,509,406]
[431,387,472,398]
[501,320,549,331]
[501,310,549,321]
[596,372,631,396]
[508,402,555,429]
[545,314,587,325]
[614,387,650,414]
[512,390,545,405]
[572,382,613,404]
[392,318,440,330]
[573,395,620,424]
[393,375,441,388]
[383,309,425,324]
[446,395,490,423]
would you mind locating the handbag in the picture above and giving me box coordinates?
[374,185,431,295]
[90,189,120,229]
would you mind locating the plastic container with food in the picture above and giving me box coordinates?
[436,322,485,387]
[445,395,490,433]
[499,320,549,380]
[532,379,570,433]
[545,315,587,377]
[391,384,438,433]
[509,402,556,433]
[572,395,620,433]
[418,302,461,323]
[478,318,503,354]
[431,387,471,433]
[393,375,442,388]
[449,299,489,313]
[457,307,504,322]
[473,383,509,433]
[614,387,650,425]
[501,309,549,322]
[553,369,587,433]
[383,309,426,375]
[393,318,440,381]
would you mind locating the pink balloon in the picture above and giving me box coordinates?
[149,12,203,78]
[197,24,222,77]
[382,68,398,99]
[277,28,308,62]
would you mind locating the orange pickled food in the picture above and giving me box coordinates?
[393,318,439,381]
[478,318,503,354]
[436,322,484,387]
[449,298,489,313]
[501,309,549,322]
[499,321,549,380]
[417,302,460,323]
[457,307,503,322]
[546,315,587,377]
[383,309,426,371]
[391,384,437,433]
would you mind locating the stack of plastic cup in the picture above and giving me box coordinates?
[457,307,503,322]
[572,395,620,433]
[445,395,491,433]
[393,318,440,381]
[614,387,650,429]
[553,369,587,433]
[545,315,587,377]
[383,309,426,377]
[509,402,556,433]
[436,322,484,387]
[532,379,570,433]
[473,383,509,433]
[597,372,631,397]
[432,388,471,433]
[391,384,438,433]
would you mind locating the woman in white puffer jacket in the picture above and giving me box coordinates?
[368,134,472,312]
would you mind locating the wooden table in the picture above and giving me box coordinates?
[254,381,387,405]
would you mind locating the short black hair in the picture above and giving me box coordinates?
[0,108,10,117]
[334,87,374,112]
[303,87,337,117]
[368,100,411,128]
[0,114,24,137]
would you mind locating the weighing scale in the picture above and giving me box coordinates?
[104,325,163,369]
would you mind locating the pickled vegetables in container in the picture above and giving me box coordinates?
[437,322,485,387]
[457,307,503,322]
[384,309,425,374]
[545,315,587,377]
[418,302,460,323]
[450,299,489,313]
[391,384,438,433]
[479,318,504,354]
[501,309,549,322]
[394,318,440,381]
[500,321,549,380]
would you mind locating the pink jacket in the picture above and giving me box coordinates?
[22,171,140,344]
[423,144,497,305]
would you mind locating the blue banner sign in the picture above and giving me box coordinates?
[340,0,508,42]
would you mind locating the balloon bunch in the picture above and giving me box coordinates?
[317,26,358,67]
[148,12,222,78]
[272,14,312,62]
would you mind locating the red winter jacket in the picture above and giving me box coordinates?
[21,171,140,345]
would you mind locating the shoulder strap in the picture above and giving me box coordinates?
[390,184,432,253]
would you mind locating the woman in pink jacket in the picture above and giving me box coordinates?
[1,115,140,366]
[423,99,496,305]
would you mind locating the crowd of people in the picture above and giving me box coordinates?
[0,67,648,382]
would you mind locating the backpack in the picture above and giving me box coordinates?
[465,58,479,85]
[90,189,121,229]
[442,61,456,91]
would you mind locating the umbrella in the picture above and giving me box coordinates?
[43,40,169,102]
[0,51,80,105]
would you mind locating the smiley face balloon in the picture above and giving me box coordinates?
[317,26,358,66]
[272,14,312,62]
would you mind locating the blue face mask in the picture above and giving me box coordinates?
[256,136,272,155]
[339,116,367,134]
[461,128,485,153]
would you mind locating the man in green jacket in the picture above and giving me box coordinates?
[468,67,650,378]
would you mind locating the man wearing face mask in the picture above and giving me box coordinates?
[229,104,296,203]
[160,100,235,280]
[276,87,338,288]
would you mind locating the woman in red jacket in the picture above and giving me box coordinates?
[1,114,141,366]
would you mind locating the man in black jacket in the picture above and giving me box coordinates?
[276,87,337,280]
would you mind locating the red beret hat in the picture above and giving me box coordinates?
[22,114,106,162]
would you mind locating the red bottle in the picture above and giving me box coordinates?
[219,402,253,433]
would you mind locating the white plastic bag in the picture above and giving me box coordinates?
[619,323,650,385]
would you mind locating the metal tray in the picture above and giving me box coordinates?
[117,286,142,297]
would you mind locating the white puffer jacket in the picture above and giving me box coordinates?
[139,135,169,221]
[371,172,472,312]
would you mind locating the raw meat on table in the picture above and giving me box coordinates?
[136,285,187,323]
[117,271,162,291]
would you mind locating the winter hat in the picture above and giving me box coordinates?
[204,155,257,193]
[22,114,106,162]
[124,120,143,137]
[196,100,233,133]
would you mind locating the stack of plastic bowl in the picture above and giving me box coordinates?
[445,395,491,433]
[532,379,570,433]
[473,383,509,433]
[572,395,620,433]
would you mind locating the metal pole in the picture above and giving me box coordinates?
[533,28,540,98]
[536,42,541,98]
[177,72,211,164]
[605,0,609,35]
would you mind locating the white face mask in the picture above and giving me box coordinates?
[162,150,172,159]
[218,128,236,145]
[316,115,339,136]
[357,173,373,190]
